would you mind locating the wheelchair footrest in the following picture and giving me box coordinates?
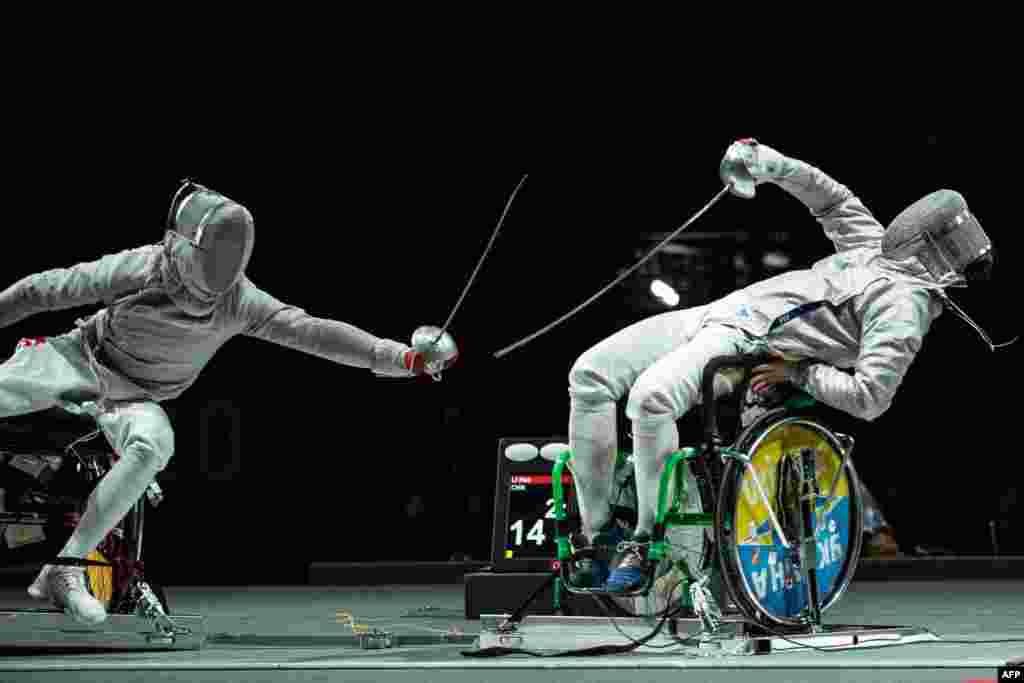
[561,559,656,598]
[560,582,654,598]
[0,608,206,650]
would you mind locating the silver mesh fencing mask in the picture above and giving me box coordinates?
[882,189,991,285]
[165,180,254,295]
[884,189,1016,351]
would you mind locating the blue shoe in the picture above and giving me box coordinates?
[604,532,652,593]
[568,523,626,589]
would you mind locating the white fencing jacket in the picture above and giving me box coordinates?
[703,157,948,421]
[0,237,412,402]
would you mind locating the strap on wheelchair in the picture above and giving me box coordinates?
[48,556,114,568]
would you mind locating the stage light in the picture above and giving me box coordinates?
[650,279,680,308]
[763,251,792,269]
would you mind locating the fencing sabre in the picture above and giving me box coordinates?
[492,183,735,359]
[410,174,529,376]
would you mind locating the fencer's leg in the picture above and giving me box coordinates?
[0,337,116,623]
[626,325,754,536]
[61,401,175,557]
[29,401,174,625]
[606,325,753,593]
[630,417,680,537]
[0,338,96,418]
[567,399,618,539]
[602,416,681,592]
[565,399,624,587]
[567,305,712,542]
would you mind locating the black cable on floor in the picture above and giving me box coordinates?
[463,580,698,658]
[465,600,1024,659]
[462,529,1024,658]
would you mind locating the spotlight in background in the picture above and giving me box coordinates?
[650,278,680,308]
[762,251,792,269]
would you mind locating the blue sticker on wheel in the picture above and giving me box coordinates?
[736,494,851,619]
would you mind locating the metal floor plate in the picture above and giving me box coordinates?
[476,613,940,655]
[0,608,206,650]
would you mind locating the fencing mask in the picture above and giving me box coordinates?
[882,189,992,286]
[165,180,255,296]
[884,189,1015,351]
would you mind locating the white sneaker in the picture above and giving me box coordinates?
[27,564,108,626]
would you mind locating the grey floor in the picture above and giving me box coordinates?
[1,580,1022,683]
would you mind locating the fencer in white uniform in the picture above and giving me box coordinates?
[567,139,999,593]
[0,181,457,624]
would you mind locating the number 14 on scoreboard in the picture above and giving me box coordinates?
[509,498,558,546]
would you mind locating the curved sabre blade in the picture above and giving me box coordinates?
[433,174,529,344]
[493,184,733,358]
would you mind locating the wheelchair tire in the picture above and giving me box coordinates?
[714,410,864,626]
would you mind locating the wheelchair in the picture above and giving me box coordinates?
[0,415,176,636]
[550,354,865,633]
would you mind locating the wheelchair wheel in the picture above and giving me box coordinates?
[714,411,864,626]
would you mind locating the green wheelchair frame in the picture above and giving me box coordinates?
[550,353,865,630]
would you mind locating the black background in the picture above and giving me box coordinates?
[2,68,1020,585]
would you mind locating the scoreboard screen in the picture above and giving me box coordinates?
[490,437,577,572]
[503,472,573,560]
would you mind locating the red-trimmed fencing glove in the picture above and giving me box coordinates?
[404,348,459,377]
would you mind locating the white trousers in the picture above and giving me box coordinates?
[567,306,761,538]
[0,334,174,562]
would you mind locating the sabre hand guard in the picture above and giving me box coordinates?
[720,139,789,198]
[370,328,459,379]
[410,326,459,379]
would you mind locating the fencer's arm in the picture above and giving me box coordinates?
[0,246,157,329]
[238,281,416,376]
[787,287,936,421]
[742,141,885,253]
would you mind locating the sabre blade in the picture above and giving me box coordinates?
[493,184,734,359]
[433,174,529,344]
